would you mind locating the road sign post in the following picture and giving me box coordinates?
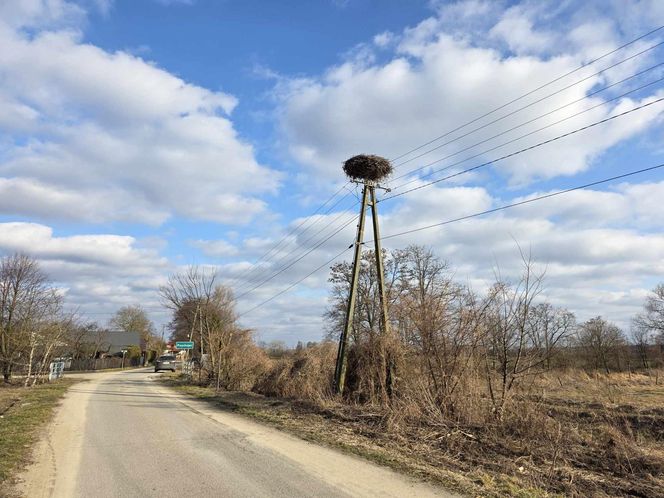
[175,341,194,350]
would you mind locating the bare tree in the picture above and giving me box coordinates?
[325,248,407,402]
[161,266,265,389]
[479,255,571,418]
[526,303,576,371]
[631,321,654,370]
[160,266,217,348]
[67,321,109,360]
[28,316,73,386]
[395,246,486,415]
[109,305,157,365]
[634,284,664,343]
[0,253,62,384]
[576,317,626,373]
[325,248,406,344]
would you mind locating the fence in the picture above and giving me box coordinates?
[65,356,142,371]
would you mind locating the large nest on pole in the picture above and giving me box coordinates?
[342,154,393,182]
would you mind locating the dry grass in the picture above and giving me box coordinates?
[163,368,664,497]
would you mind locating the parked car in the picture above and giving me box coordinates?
[154,355,177,372]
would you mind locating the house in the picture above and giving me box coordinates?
[104,330,141,355]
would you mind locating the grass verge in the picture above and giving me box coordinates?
[0,378,80,495]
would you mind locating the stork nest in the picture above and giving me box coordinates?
[342,154,393,182]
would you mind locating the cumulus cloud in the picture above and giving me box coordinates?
[0,0,280,226]
[190,239,240,258]
[221,1,664,341]
[228,177,664,338]
[0,222,171,322]
[276,0,664,186]
[3,0,664,343]
[0,222,163,267]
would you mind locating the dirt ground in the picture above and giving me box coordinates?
[161,370,664,498]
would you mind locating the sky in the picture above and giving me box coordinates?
[1,0,664,344]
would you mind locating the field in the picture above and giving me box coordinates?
[162,369,664,497]
[0,379,79,497]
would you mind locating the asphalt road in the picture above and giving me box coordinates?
[20,369,453,498]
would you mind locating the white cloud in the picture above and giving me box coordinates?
[276,0,664,187]
[0,222,166,268]
[227,179,664,338]
[190,239,239,258]
[231,1,664,341]
[489,7,556,56]
[0,0,85,29]
[373,31,394,48]
[0,0,281,225]
[0,222,171,321]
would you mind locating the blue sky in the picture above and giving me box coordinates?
[1,0,664,343]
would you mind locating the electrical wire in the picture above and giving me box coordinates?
[388,48,664,183]
[389,24,664,164]
[230,182,352,285]
[234,89,664,309]
[381,92,664,201]
[234,194,359,293]
[376,163,664,241]
[236,194,359,292]
[233,26,664,323]
[239,163,664,319]
[224,27,664,296]
[237,245,352,319]
[235,214,359,300]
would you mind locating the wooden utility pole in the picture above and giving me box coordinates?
[369,185,389,337]
[334,184,369,394]
[334,182,390,395]
[369,185,393,396]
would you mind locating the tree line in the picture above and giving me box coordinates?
[155,245,663,419]
[323,245,664,415]
[0,253,162,385]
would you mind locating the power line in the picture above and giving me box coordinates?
[388,51,664,182]
[230,183,351,286]
[381,92,664,201]
[376,163,664,241]
[234,26,664,322]
[221,28,664,293]
[234,88,664,312]
[387,65,664,192]
[233,74,664,298]
[388,24,664,164]
[234,194,358,293]
[235,214,359,300]
[238,245,351,319]
[239,163,664,319]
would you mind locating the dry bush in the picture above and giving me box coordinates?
[387,355,489,430]
[255,342,336,402]
[594,424,656,475]
[343,333,403,405]
[212,329,270,391]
